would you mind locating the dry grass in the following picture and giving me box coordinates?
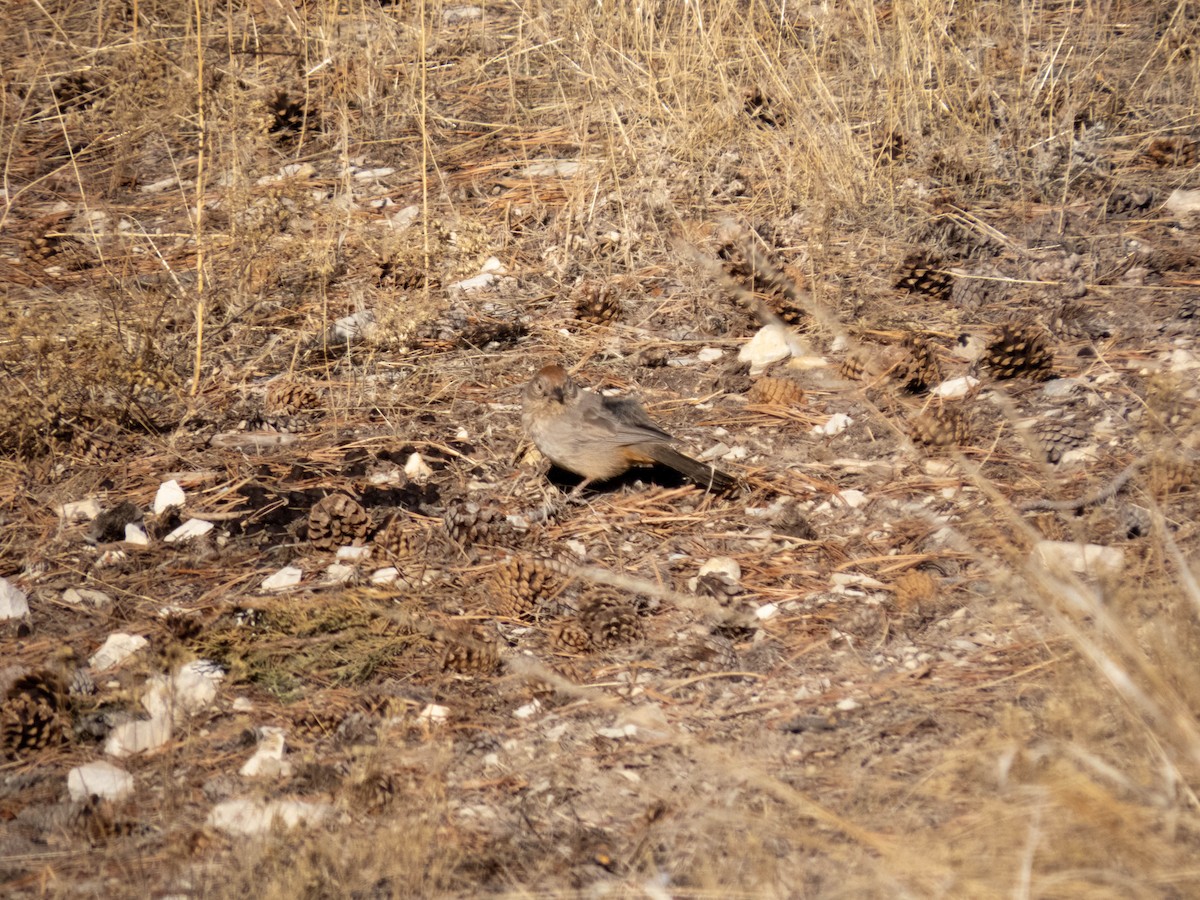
[2,0,1200,896]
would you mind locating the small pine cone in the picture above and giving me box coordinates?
[981,321,1054,380]
[1179,296,1198,321]
[580,592,645,649]
[838,350,871,381]
[68,427,120,464]
[550,619,593,653]
[1144,136,1199,167]
[1033,420,1088,464]
[1031,254,1087,294]
[349,771,400,811]
[909,405,969,448]
[1106,188,1155,218]
[1044,299,1093,341]
[438,625,501,675]
[22,213,86,269]
[673,625,739,675]
[951,267,1007,308]
[527,657,585,701]
[308,494,372,550]
[443,498,511,548]
[895,252,953,300]
[488,557,564,619]
[1146,454,1199,497]
[2,671,70,759]
[574,282,622,326]
[894,334,941,393]
[375,513,441,564]
[746,376,804,406]
[891,570,939,616]
[266,380,321,415]
[766,291,808,327]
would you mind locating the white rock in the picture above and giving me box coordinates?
[833,489,868,509]
[448,272,497,292]
[124,523,150,545]
[90,633,149,670]
[240,728,291,778]
[322,563,355,584]
[442,5,483,24]
[370,567,399,585]
[738,324,794,374]
[352,166,396,180]
[68,761,134,802]
[1166,188,1200,224]
[63,587,112,607]
[405,452,433,481]
[699,556,741,582]
[755,602,779,620]
[1033,541,1125,578]
[164,519,213,543]
[105,716,172,757]
[480,256,505,274]
[58,498,103,521]
[262,566,303,592]
[153,480,186,515]
[0,578,29,619]
[831,572,886,589]
[233,697,254,712]
[812,413,852,436]
[171,660,224,716]
[696,347,724,363]
[513,701,542,719]
[519,160,582,178]
[933,376,979,399]
[336,545,371,562]
[924,460,957,476]
[836,698,861,711]
[418,704,449,725]
[140,175,180,193]
[388,205,419,230]
[329,310,376,344]
[207,798,331,836]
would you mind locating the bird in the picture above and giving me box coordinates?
[521,364,735,493]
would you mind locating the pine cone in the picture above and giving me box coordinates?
[308,494,372,550]
[1179,296,1198,321]
[910,405,969,448]
[438,625,501,675]
[550,619,593,653]
[488,557,567,619]
[951,267,1007,308]
[22,213,87,270]
[891,570,939,617]
[981,321,1054,380]
[573,281,622,326]
[665,625,737,676]
[838,350,871,381]
[2,671,70,759]
[1144,136,1198,167]
[443,498,511,547]
[746,375,804,405]
[1106,188,1155,218]
[895,252,953,300]
[68,424,121,464]
[266,380,321,415]
[1033,420,1088,464]
[1043,299,1093,341]
[894,334,941,393]
[579,590,645,648]
[1146,454,1199,497]
[375,513,436,561]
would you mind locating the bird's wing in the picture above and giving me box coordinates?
[580,393,674,445]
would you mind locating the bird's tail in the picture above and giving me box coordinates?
[643,444,737,493]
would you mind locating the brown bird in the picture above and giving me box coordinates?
[521,364,735,493]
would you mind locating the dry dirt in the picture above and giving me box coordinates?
[2,1,1200,897]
